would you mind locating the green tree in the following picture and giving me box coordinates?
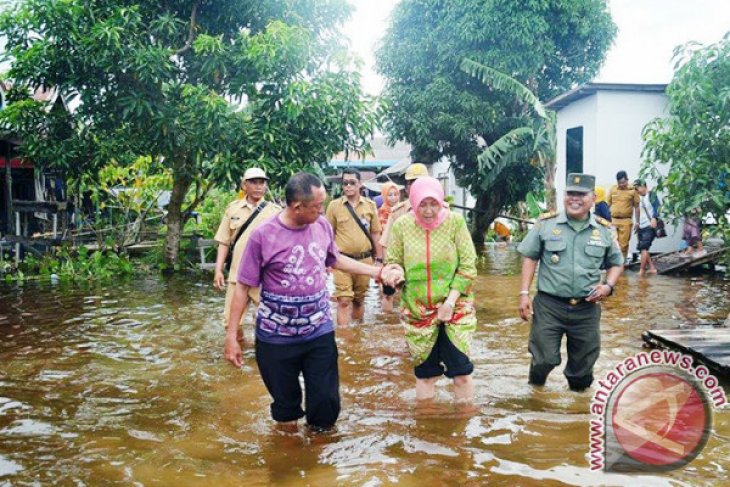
[376,0,615,243]
[0,0,379,268]
[642,32,730,257]
[460,59,557,211]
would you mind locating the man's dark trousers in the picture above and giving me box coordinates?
[528,292,601,390]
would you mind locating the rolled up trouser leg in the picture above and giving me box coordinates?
[528,293,564,385]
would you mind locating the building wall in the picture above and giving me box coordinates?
[431,158,475,218]
[555,95,598,198]
[554,90,682,254]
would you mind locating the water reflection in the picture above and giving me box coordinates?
[0,247,728,485]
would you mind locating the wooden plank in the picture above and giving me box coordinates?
[643,328,730,377]
[11,200,67,212]
[3,235,64,246]
[656,328,730,337]
[658,247,726,274]
[197,239,216,248]
[625,250,676,269]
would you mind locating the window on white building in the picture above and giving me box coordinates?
[566,126,583,175]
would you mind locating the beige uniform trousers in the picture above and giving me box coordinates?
[223,282,261,328]
[613,218,633,257]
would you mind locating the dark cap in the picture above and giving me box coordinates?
[565,173,595,193]
[633,178,646,187]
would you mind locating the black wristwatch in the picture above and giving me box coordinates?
[605,283,615,296]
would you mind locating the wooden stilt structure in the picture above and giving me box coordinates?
[627,245,727,274]
[642,327,730,378]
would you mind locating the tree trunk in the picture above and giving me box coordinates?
[544,158,557,212]
[4,142,13,235]
[470,190,507,248]
[164,172,193,270]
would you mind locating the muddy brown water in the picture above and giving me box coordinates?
[1,247,729,486]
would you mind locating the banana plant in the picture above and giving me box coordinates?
[460,58,558,210]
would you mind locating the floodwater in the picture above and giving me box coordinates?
[1,247,729,486]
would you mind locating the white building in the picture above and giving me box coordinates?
[431,159,475,213]
[546,83,683,254]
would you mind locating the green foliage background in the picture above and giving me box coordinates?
[642,32,730,255]
[0,0,381,267]
[376,0,616,242]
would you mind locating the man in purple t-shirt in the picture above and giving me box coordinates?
[224,172,402,431]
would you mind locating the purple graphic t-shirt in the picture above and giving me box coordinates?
[237,214,339,344]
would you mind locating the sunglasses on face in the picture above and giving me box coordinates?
[342,180,359,186]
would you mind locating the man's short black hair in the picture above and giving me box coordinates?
[616,170,628,181]
[341,168,361,181]
[285,172,323,206]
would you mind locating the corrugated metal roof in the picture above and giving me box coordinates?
[545,83,667,110]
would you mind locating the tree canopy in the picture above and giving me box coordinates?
[642,32,730,246]
[0,0,379,266]
[376,0,616,242]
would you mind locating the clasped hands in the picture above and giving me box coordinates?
[378,263,404,288]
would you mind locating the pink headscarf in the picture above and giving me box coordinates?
[409,177,449,230]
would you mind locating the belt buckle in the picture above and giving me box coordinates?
[569,298,579,306]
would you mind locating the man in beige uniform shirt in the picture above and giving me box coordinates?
[213,167,281,340]
[606,170,639,261]
[326,168,382,326]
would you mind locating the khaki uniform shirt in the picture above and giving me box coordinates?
[607,185,639,219]
[379,200,411,247]
[517,212,624,298]
[214,198,281,283]
[326,196,381,255]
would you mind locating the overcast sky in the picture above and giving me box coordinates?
[343,0,730,95]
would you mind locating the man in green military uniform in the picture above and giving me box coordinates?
[517,173,624,391]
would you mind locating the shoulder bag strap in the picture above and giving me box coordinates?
[344,200,375,253]
[225,201,268,267]
[641,196,652,222]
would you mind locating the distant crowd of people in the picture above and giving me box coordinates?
[594,170,705,276]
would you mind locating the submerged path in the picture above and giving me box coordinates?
[1,248,729,485]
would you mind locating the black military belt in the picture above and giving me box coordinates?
[342,251,373,260]
[538,291,590,306]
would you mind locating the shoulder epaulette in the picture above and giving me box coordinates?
[538,211,558,220]
[595,216,612,227]
[226,198,245,210]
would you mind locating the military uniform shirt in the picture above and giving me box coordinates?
[517,212,624,298]
[379,200,411,247]
[326,196,381,255]
[214,198,281,283]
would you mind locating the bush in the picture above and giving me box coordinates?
[2,245,136,283]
